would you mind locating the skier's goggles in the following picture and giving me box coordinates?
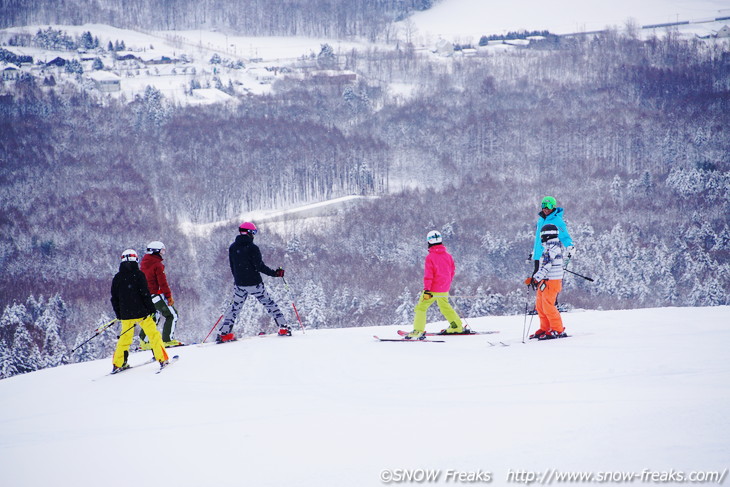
[240,228,258,235]
[541,202,555,209]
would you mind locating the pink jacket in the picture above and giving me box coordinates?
[423,244,456,293]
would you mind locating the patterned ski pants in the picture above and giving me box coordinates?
[220,283,286,334]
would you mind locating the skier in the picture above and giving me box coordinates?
[139,241,182,348]
[217,222,290,342]
[525,224,567,340]
[405,230,464,339]
[110,249,169,373]
[531,196,574,273]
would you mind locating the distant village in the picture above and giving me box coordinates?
[2,19,729,104]
[0,27,358,104]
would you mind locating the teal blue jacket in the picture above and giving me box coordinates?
[532,207,573,260]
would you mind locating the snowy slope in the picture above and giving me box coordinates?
[1,306,728,487]
[406,0,730,42]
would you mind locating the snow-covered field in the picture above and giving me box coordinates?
[407,0,730,42]
[1,306,728,487]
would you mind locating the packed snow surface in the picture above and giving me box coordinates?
[1,306,728,486]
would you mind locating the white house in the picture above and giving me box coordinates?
[87,71,121,92]
[1,62,20,81]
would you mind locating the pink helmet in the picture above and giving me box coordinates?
[239,222,258,235]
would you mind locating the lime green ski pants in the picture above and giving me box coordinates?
[412,292,462,332]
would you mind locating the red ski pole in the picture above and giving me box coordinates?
[202,314,223,343]
[282,276,305,334]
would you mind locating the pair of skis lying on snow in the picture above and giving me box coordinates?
[374,329,570,343]
[373,329,498,343]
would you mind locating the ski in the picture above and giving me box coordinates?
[93,357,156,381]
[527,332,571,341]
[397,329,499,337]
[373,335,445,343]
[156,355,180,374]
[137,341,187,352]
[534,334,571,341]
[487,341,511,347]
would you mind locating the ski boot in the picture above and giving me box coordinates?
[216,333,236,343]
[111,363,130,374]
[539,330,568,340]
[404,330,426,340]
[529,329,547,340]
[139,340,152,351]
[163,339,184,347]
[277,325,292,337]
[158,359,170,370]
[439,321,465,335]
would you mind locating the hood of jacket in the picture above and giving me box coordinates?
[234,233,254,247]
[537,207,565,222]
[118,260,140,273]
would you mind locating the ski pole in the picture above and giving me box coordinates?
[522,288,530,343]
[70,319,118,353]
[522,286,536,343]
[281,276,305,333]
[202,314,224,343]
[116,321,140,339]
[564,268,594,282]
[94,318,119,334]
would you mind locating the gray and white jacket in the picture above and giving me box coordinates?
[533,238,564,281]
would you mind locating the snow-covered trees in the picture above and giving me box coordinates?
[0,296,73,379]
[2,1,437,39]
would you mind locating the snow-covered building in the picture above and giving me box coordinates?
[86,71,121,92]
[1,62,20,81]
[248,67,276,84]
[717,25,730,38]
[434,39,454,57]
[190,88,237,105]
[310,69,357,84]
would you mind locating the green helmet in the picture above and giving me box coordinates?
[541,196,557,210]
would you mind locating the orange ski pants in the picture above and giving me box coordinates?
[535,279,564,334]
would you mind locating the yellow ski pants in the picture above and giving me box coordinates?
[113,315,168,367]
[413,292,463,332]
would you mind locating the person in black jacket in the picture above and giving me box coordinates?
[110,249,169,373]
[217,222,290,342]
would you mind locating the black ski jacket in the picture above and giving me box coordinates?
[110,261,157,320]
[229,234,277,286]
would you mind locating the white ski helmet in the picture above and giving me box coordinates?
[121,249,138,262]
[426,230,443,245]
[146,241,166,254]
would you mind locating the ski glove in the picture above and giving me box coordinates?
[565,246,575,266]
[524,277,538,290]
[168,296,175,306]
[275,267,285,277]
[423,290,433,300]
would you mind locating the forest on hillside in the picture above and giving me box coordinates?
[1,30,729,378]
[0,0,436,40]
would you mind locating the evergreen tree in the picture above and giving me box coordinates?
[11,324,42,375]
[0,339,16,379]
[301,280,327,329]
[80,31,94,50]
[38,295,69,368]
[317,43,336,69]
[393,287,414,325]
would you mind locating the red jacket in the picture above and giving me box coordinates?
[140,253,171,299]
[423,244,456,293]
